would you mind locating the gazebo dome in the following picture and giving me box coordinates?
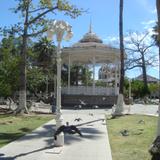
[78,23,103,43]
[79,31,103,43]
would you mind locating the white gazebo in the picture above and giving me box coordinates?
[61,24,120,97]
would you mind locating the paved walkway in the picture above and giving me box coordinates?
[0,103,159,160]
[0,111,112,160]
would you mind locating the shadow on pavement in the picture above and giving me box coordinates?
[0,123,56,160]
[64,119,106,145]
[0,145,54,160]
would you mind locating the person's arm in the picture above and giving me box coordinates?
[54,125,65,140]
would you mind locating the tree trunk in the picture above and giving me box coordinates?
[156,0,160,136]
[17,26,29,114]
[113,0,124,116]
[119,0,125,95]
[141,53,149,95]
[16,1,30,114]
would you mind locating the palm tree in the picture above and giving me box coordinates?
[113,0,124,115]
[156,0,160,136]
[119,0,125,95]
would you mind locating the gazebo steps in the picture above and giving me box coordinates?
[61,95,117,108]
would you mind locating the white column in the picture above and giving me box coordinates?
[56,41,63,127]
[92,57,96,95]
[85,64,89,94]
[47,20,73,147]
[68,54,71,94]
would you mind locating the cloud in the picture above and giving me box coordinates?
[103,36,119,47]
[141,19,156,30]
[150,8,156,14]
[141,20,155,26]
[103,36,118,42]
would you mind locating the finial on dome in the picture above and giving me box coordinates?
[89,17,92,33]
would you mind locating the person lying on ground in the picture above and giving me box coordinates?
[54,122,83,140]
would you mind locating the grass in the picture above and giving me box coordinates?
[0,114,53,148]
[107,115,157,160]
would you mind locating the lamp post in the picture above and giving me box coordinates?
[47,20,73,146]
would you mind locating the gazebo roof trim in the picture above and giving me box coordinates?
[63,42,120,52]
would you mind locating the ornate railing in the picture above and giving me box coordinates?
[62,86,118,95]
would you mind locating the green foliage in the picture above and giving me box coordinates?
[148,83,159,93]
[40,0,53,8]
[131,80,150,98]
[10,0,84,38]
[96,80,107,87]
[29,38,56,94]
[57,0,83,18]
[123,78,158,99]
[0,36,58,98]
[61,64,92,86]
[69,65,92,86]
[82,67,92,85]
[123,78,129,97]
[32,37,56,68]
[27,67,46,94]
[0,36,20,97]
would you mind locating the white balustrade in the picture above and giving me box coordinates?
[62,86,117,95]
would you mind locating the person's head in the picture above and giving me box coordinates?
[66,122,69,126]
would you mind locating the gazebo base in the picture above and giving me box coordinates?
[61,94,118,108]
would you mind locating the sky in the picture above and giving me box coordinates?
[0,0,159,79]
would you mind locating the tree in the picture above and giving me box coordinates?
[61,64,92,86]
[9,0,83,114]
[131,80,148,98]
[156,0,160,136]
[0,36,20,98]
[32,37,56,68]
[113,0,124,115]
[125,31,156,96]
[119,0,125,95]
[27,66,46,97]
[31,37,57,96]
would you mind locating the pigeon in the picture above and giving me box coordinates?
[74,105,82,110]
[89,113,94,116]
[120,129,129,136]
[138,120,145,124]
[74,118,82,122]
[79,99,87,106]
[92,105,99,109]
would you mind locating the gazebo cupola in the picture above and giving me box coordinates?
[79,24,103,43]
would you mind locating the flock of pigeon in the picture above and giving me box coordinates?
[73,99,99,110]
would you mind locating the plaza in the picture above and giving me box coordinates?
[0,0,160,160]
